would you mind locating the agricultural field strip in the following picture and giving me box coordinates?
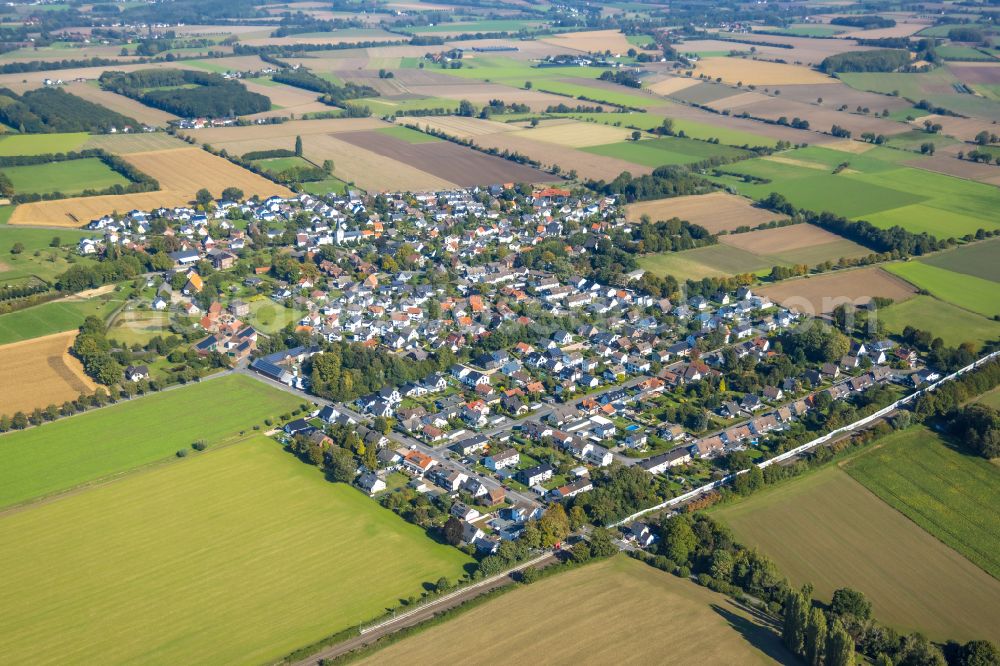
[0,436,471,665]
[0,373,302,508]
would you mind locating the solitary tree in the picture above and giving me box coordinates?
[294,135,303,156]
[195,188,213,206]
[631,130,642,141]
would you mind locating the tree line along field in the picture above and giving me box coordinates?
[356,555,791,665]
[0,331,97,417]
[0,435,472,665]
[844,426,1000,582]
[711,145,1000,238]
[0,373,301,508]
[711,465,1000,643]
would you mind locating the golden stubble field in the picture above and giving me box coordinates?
[356,556,791,665]
[9,148,292,227]
[695,56,834,85]
[0,330,97,416]
[626,191,787,233]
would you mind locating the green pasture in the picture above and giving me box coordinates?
[252,155,314,175]
[2,158,129,196]
[920,237,1000,281]
[0,291,125,345]
[0,374,301,508]
[0,226,94,283]
[638,244,776,280]
[886,261,1000,318]
[301,176,351,196]
[376,125,442,143]
[845,426,1000,580]
[584,135,750,167]
[0,435,472,665]
[360,96,460,115]
[0,132,90,156]
[877,294,1000,349]
[712,145,1000,237]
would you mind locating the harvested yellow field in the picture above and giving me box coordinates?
[400,115,519,140]
[541,29,642,55]
[357,556,789,666]
[10,148,290,227]
[186,117,387,146]
[763,155,829,170]
[646,76,702,96]
[695,57,833,86]
[822,139,875,154]
[626,191,787,234]
[300,133,455,191]
[0,331,97,416]
[758,267,917,315]
[705,90,770,111]
[518,119,633,147]
[83,133,190,154]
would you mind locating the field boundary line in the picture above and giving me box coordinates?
[359,551,553,635]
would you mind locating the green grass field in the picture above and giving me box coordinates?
[252,155,314,174]
[2,157,130,196]
[638,244,777,280]
[977,387,1000,409]
[638,233,869,281]
[920,237,1000,282]
[584,135,749,167]
[403,19,544,34]
[886,261,1000,318]
[878,295,1000,349]
[0,435,472,665]
[376,125,442,143]
[845,426,1000,580]
[0,132,89,156]
[360,96,461,115]
[247,297,306,333]
[0,374,301,508]
[0,226,94,283]
[0,291,125,345]
[300,176,351,196]
[535,79,654,108]
[713,145,1000,237]
[712,464,1000,641]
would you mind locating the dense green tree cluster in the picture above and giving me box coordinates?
[99,69,270,117]
[72,316,124,386]
[820,49,910,73]
[569,464,667,525]
[308,342,447,402]
[830,16,895,29]
[0,87,139,133]
[271,66,378,104]
[586,165,715,203]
